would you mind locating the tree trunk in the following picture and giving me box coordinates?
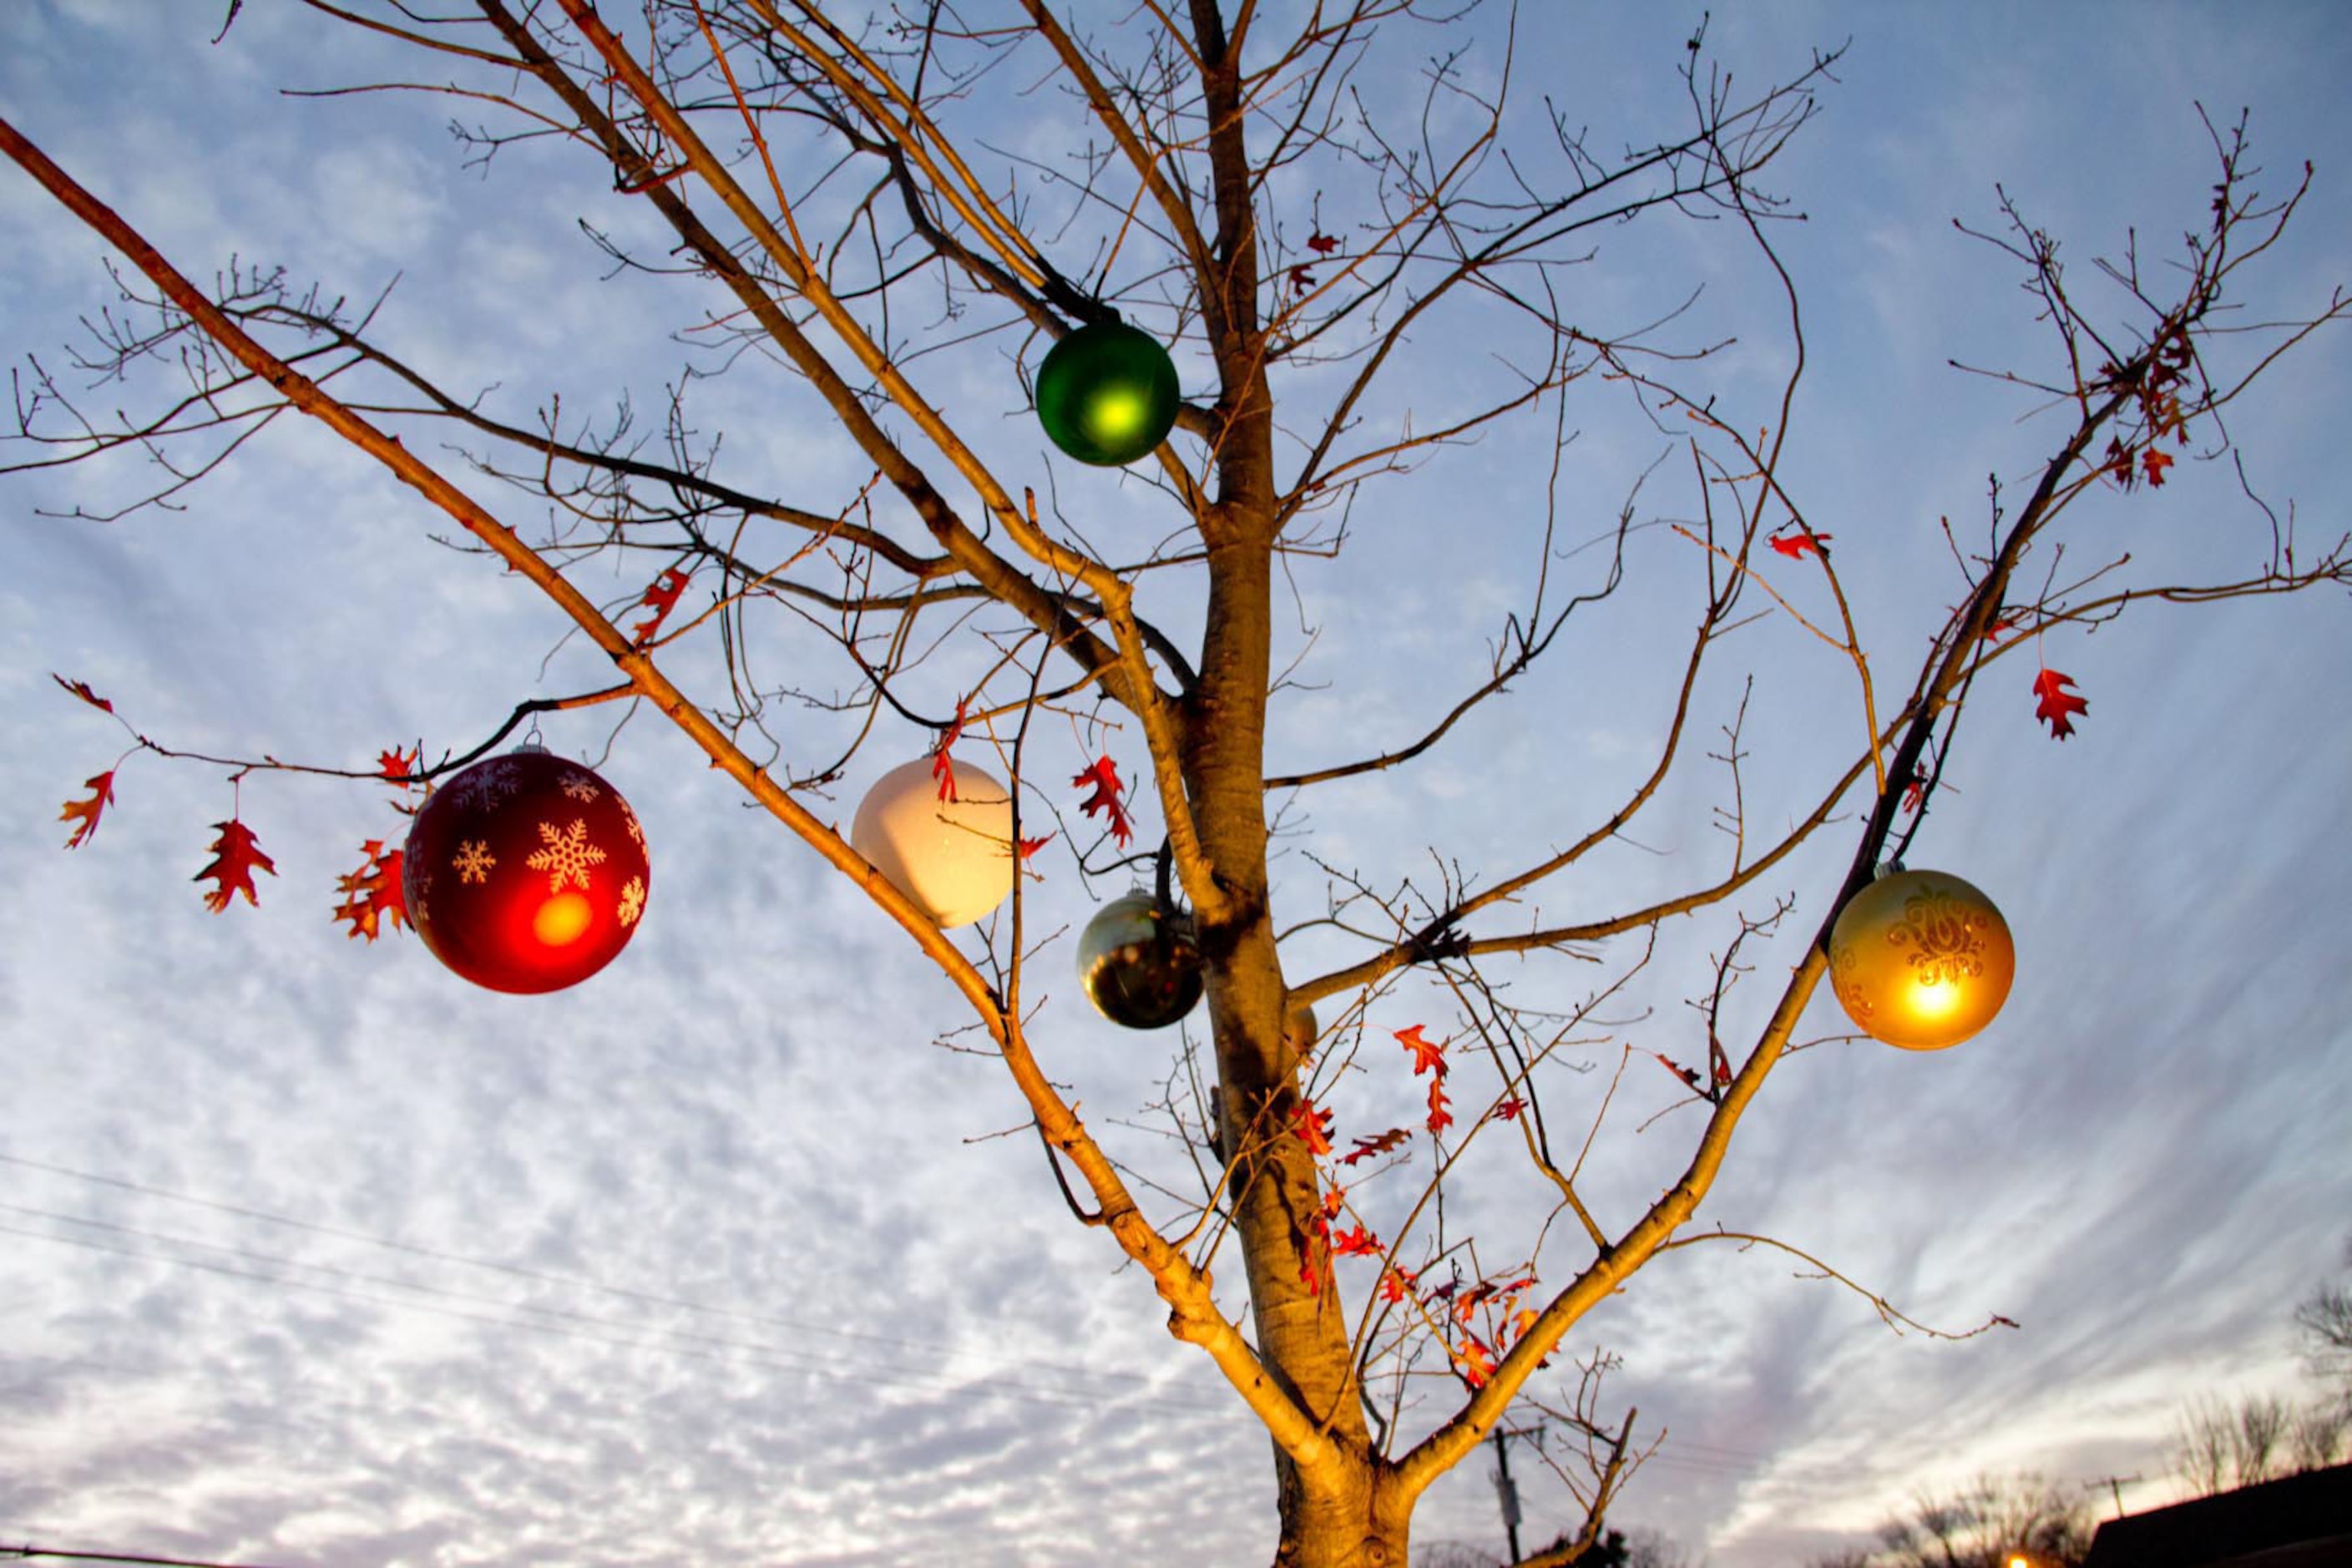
[1176,5,1409,1559]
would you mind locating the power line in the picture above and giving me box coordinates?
[3,1545,286,1568]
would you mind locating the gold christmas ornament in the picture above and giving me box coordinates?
[1828,867,2016,1050]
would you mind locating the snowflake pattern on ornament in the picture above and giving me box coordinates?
[448,756,524,811]
[618,876,645,928]
[559,771,601,804]
[524,817,608,893]
[621,802,644,848]
[452,839,496,885]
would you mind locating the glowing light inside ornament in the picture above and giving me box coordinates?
[851,756,1016,928]
[533,891,594,947]
[1828,867,2015,1051]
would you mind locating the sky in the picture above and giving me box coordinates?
[2,3,2349,1565]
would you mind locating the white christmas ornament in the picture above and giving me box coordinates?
[851,756,1017,928]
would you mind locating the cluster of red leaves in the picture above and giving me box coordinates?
[1292,1099,1336,1158]
[630,565,693,645]
[2093,326,2196,491]
[1072,754,1133,846]
[55,674,429,936]
[1767,528,1831,561]
[1287,230,1342,291]
[1283,1029,1554,1385]
[2032,667,2089,740]
[333,840,408,941]
[1397,1024,1453,1135]
[1297,1181,1356,1295]
[1420,1271,1545,1388]
[2097,438,2176,489]
[195,819,276,913]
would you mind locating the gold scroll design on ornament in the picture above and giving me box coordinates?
[1834,884,1988,1022]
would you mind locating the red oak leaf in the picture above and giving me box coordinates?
[332,840,408,942]
[1489,1096,1528,1123]
[1428,1278,1459,1302]
[1980,611,2023,644]
[1018,833,1054,862]
[932,699,968,802]
[1425,1078,1454,1137]
[1299,1243,1325,1296]
[196,819,276,913]
[631,565,693,645]
[1331,1223,1381,1258]
[1395,1023,1447,1077]
[1379,1266,1413,1303]
[1455,1333,1496,1388]
[1768,529,1831,560]
[378,746,418,791]
[2142,447,2175,487]
[1306,231,1341,255]
[1292,1099,1335,1157]
[1652,1050,1705,1093]
[1071,754,1133,846]
[1288,264,1317,291]
[1320,1185,1347,1222]
[1340,1128,1410,1166]
[2032,667,2088,741]
[1454,1282,1499,1323]
[1901,773,1930,814]
[52,674,114,713]
[2099,438,2137,487]
[60,771,117,849]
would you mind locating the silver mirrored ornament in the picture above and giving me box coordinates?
[1077,892,1204,1029]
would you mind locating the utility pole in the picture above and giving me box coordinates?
[2083,1474,2142,1519]
[1492,1424,1539,1562]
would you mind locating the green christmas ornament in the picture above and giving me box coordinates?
[1034,321,1181,466]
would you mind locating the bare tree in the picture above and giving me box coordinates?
[1814,1472,2092,1568]
[2288,1399,2349,1474]
[2174,1392,2309,1495]
[4,4,2348,1565]
[2296,1266,2352,1397]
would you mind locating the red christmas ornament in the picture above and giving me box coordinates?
[402,748,650,994]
